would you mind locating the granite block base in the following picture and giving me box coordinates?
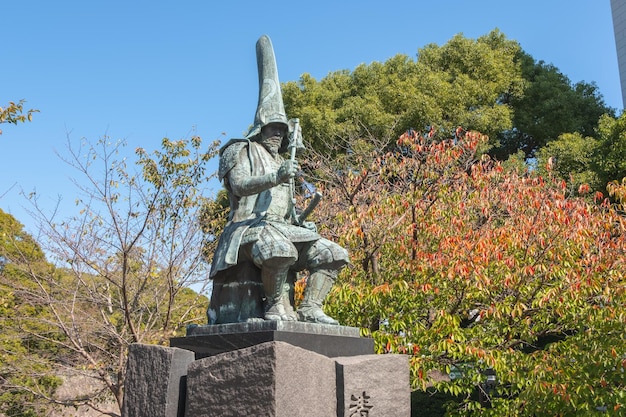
[170,321,374,359]
[336,354,411,416]
[185,341,336,417]
[121,344,195,417]
[122,324,409,416]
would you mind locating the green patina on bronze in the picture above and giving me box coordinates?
[208,35,348,326]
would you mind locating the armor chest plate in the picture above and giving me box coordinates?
[255,155,293,221]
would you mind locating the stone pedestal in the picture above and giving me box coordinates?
[122,344,195,417]
[185,341,336,417]
[170,321,374,359]
[335,354,410,416]
[122,324,409,416]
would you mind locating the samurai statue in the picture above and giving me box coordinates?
[208,35,349,325]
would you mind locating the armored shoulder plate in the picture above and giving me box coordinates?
[218,139,249,181]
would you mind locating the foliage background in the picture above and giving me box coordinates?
[310,130,626,415]
[2,27,626,416]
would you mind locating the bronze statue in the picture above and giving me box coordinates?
[208,35,348,325]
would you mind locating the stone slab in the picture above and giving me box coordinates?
[185,341,336,417]
[170,322,373,359]
[335,354,410,417]
[121,343,195,417]
[186,321,361,337]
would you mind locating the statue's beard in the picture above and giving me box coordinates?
[261,136,283,155]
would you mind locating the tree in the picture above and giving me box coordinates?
[281,32,613,165]
[282,30,524,154]
[199,188,230,265]
[591,113,626,192]
[537,112,626,196]
[0,99,38,135]
[303,127,626,415]
[0,134,217,415]
[0,210,62,417]
[494,52,614,160]
[535,132,600,194]
[1,98,38,199]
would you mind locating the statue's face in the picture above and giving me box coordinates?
[260,123,287,155]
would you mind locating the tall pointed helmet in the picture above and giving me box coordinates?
[245,35,289,140]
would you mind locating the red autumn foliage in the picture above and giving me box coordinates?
[303,128,626,415]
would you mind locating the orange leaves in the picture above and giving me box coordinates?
[293,276,306,307]
[578,183,591,195]
[450,263,470,280]
[594,191,605,203]
[372,282,391,295]
[314,126,626,413]
[464,345,497,368]
[523,265,535,277]
[418,282,439,294]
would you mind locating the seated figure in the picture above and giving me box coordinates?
[207,35,349,325]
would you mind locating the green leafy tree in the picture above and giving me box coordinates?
[199,188,230,264]
[591,113,626,191]
[282,30,524,154]
[0,210,62,417]
[495,53,614,160]
[537,112,626,196]
[1,134,217,415]
[305,128,626,415]
[536,132,600,194]
[282,32,612,165]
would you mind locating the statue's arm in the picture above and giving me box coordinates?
[228,155,278,196]
[227,148,297,197]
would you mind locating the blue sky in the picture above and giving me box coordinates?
[1,0,621,235]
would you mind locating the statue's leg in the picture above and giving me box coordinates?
[261,259,296,321]
[297,238,350,325]
[280,271,298,321]
[251,228,298,321]
[298,269,339,325]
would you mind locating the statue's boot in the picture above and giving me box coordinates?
[262,263,295,321]
[297,269,339,325]
[281,281,298,321]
